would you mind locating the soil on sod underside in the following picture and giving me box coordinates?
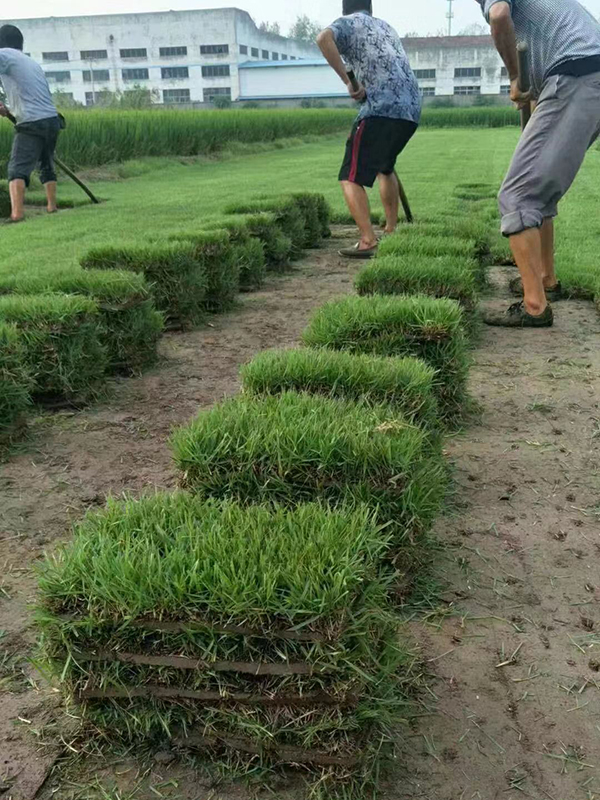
[0,234,599,800]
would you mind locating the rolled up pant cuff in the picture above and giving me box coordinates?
[500,209,545,237]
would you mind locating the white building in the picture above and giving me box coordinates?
[0,8,319,106]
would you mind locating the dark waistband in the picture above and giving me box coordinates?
[548,55,600,78]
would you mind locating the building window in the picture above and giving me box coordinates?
[501,66,508,77]
[45,71,71,83]
[272,53,279,61]
[162,66,189,79]
[415,69,436,79]
[455,67,481,78]
[83,69,110,82]
[282,54,288,60]
[43,51,69,62]
[290,56,297,60]
[420,87,436,97]
[240,45,248,55]
[251,47,259,58]
[205,87,231,101]
[122,68,149,81]
[163,88,191,104]
[160,46,188,57]
[454,85,481,95]
[120,48,148,59]
[85,90,113,106]
[500,84,511,95]
[202,65,230,78]
[81,50,108,61]
[262,49,269,59]
[200,44,229,55]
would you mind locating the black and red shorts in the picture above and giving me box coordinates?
[339,117,417,188]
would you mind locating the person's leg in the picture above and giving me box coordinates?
[8,179,26,222]
[378,172,399,234]
[44,182,58,213]
[39,123,59,213]
[540,218,557,289]
[340,181,377,250]
[508,227,547,316]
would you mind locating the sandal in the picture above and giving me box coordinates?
[338,242,378,260]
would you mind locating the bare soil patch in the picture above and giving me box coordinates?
[1,247,599,800]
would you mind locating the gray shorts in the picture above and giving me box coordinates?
[8,116,61,187]
[499,72,600,236]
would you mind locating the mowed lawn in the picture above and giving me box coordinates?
[1,126,600,278]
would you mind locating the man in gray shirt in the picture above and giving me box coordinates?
[0,24,60,223]
[478,0,600,328]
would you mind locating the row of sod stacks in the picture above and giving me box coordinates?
[38,496,413,797]
[0,193,331,445]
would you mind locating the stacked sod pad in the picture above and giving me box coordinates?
[38,495,411,796]
[0,267,163,374]
[199,217,267,291]
[0,323,32,443]
[303,295,469,423]
[171,391,446,542]
[81,241,209,328]
[241,212,294,272]
[241,348,439,432]
[0,295,107,404]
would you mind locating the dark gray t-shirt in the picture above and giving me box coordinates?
[479,0,600,95]
[0,48,57,123]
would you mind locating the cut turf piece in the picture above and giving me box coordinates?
[38,495,411,796]
[241,213,294,272]
[556,263,600,301]
[0,322,32,443]
[0,294,107,403]
[225,198,306,256]
[290,193,330,247]
[453,182,498,201]
[378,227,479,262]
[0,267,163,374]
[172,391,446,538]
[166,230,239,312]
[356,255,479,311]
[303,294,469,422]
[241,347,439,431]
[200,216,267,291]
[81,242,208,328]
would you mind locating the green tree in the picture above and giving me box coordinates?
[289,15,321,43]
[259,21,281,35]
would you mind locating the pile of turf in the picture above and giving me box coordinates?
[0,294,107,403]
[200,216,267,291]
[0,267,163,374]
[38,494,411,796]
[0,181,11,219]
[290,192,329,247]
[171,391,446,540]
[81,242,208,328]
[241,212,294,271]
[356,255,479,312]
[303,295,469,422]
[241,348,439,431]
[0,322,32,443]
[226,198,306,258]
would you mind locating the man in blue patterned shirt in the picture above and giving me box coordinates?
[318,1,421,258]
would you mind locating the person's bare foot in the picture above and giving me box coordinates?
[7,216,24,224]
[47,207,58,214]
[358,237,377,251]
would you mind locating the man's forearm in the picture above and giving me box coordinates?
[490,8,519,80]
[317,30,349,85]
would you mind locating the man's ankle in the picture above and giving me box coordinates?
[524,300,548,317]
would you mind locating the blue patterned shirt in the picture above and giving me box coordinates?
[328,11,421,124]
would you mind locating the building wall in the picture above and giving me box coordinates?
[0,8,319,106]
[239,62,348,101]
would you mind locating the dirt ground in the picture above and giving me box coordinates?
[1,231,599,800]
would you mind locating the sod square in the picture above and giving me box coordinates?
[378,227,479,261]
[303,294,469,422]
[241,347,439,431]
[225,197,307,256]
[0,322,32,443]
[200,216,267,291]
[0,294,107,403]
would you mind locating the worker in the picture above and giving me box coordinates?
[0,24,61,223]
[478,0,600,327]
[317,0,420,258]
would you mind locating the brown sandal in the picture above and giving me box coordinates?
[338,242,378,260]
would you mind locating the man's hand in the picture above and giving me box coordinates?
[347,82,366,102]
[510,78,531,109]
[0,102,9,118]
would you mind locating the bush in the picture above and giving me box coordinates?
[0,267,163,373]
[303,295,469,422]
[0,294,107,403]
[201,216,267,291]
[166,231,240,312]
[81,242,208,327]
[212,96,232,110]
[171,391,446,539]
[241,348,439,430]
[356,255,479,312]
[0,322,32,443]
[37,495,409,795]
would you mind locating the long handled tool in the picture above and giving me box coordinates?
[517,43,532,130]
[346,69,413,223]
[4,111,100,204]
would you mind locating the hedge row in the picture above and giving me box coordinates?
[0,193,331,445]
